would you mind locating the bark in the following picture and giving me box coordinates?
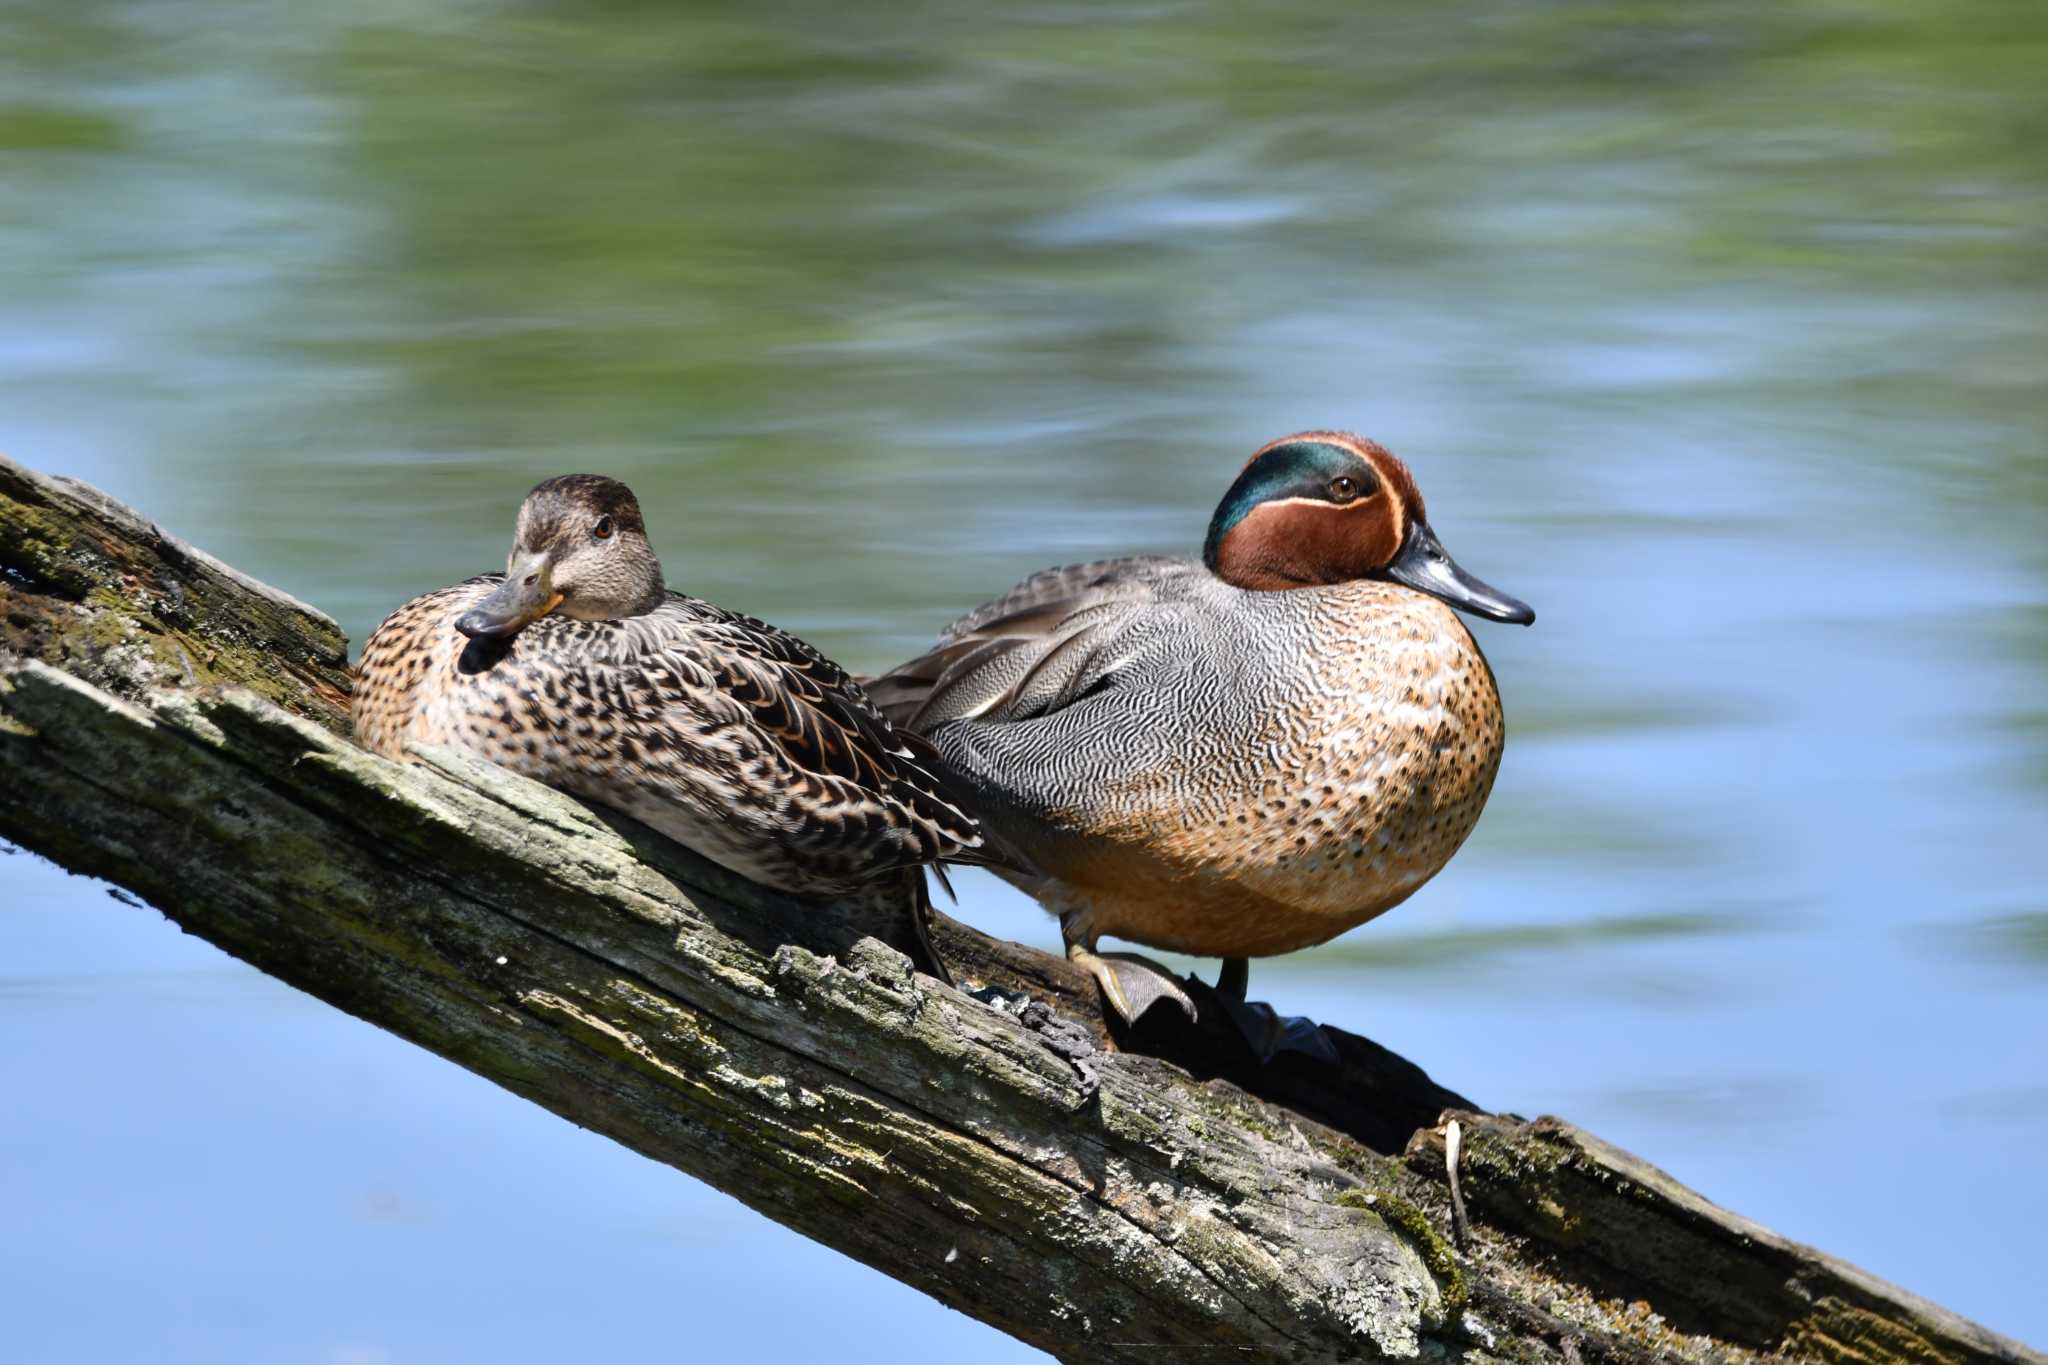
[1,452,2036,1365]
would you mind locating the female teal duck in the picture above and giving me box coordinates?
[869,432,1533,1051]
[353,474,992,980]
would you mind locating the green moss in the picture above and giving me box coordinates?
[63,570,335,716]
[78,601,144,657]
[178,631,312,705]
[1783,1298,1949,1365]
[0,492,103,598]
[83,585,132,613]
[1405,1124,1608,1250]
[1332,1142,1403,1187]
[1337,1188,1468,1323]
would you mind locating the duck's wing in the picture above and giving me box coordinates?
[935,556,1186,643]
[866,556,1199,732]
[639,599,1008,875]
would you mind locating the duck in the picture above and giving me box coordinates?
[352,473,995,981]
[867,431,1533,1056]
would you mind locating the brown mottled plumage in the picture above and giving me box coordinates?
[353,475,995,979]
[869,432,1533,1044]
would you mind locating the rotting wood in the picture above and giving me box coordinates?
[1,451,2038,1365]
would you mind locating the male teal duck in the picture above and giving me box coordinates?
[353,474,994,980]
[868,431,1533,1053]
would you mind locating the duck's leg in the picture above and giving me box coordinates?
[906,871,955,988]
[1216,957,1249,1000]
[1061,918,1195,1025]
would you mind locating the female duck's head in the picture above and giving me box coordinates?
[456,474,667,642]
[1201,431,1535,625]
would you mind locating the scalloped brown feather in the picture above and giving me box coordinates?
[354,575,1012,897]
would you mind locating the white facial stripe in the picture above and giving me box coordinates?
[1358,452,1406,547]
[1249,493,1382,513]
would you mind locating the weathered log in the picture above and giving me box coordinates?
[1,452,2036,1365]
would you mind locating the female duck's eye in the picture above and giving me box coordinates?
[593,515,614,540]
[1328,476,1361,502]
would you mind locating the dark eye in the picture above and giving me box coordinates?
[593,515,614,540]
[1328,476,1362,502]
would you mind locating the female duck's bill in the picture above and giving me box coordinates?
[455,558,561,641]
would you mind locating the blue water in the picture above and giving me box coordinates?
[4,2,2045,1359]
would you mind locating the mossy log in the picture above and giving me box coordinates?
[1,452,2037,1365]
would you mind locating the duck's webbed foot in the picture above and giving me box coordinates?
[1212,994,1340,1065]
[1203,957,1339,1065]
[1066,941,1197,1025]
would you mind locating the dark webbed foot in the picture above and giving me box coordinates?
[1066,941,1338,1066]
[1211,994,1341,1065]
[1198,957,1339,1065]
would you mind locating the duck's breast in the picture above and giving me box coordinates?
[1043,580,1506,956]
[1224,581,1506,923]
[351,577,499,759]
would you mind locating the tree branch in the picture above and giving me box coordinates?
[1,453,2036,1365]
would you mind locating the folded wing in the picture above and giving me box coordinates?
[867,556,1194,732]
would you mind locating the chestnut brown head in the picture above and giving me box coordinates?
[1201,431,1533,625]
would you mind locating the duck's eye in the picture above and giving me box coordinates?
[593,515,614,540]
[1328,476,1363,503]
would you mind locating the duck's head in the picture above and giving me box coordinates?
[455,474,667,642]
[1200,430,1534,625]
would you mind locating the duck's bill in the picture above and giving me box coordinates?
[455,557,562,641]
[1384,521,1535,626]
